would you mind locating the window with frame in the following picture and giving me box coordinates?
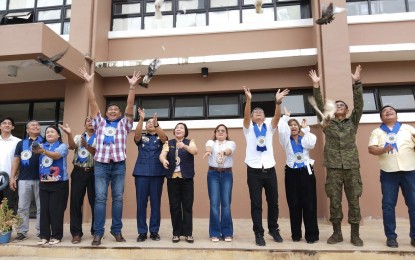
[111,0,312,31]
[346,0,412,16]
[363,86,415,113]
[0,0,71,35]
[0,100,64,139]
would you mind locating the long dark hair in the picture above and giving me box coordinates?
[213,124,230,141]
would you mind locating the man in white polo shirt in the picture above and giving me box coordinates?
[242,86,289,246]
[0,117,21,214]
[368,105,415,249]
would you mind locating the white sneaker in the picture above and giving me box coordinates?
[37,239,48,245]
[49,238,61,245]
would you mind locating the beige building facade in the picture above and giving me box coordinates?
[1,0,415,223]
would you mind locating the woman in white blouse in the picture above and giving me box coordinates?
[278,107,319,244]
[203,124,236,242]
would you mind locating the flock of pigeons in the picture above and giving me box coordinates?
[10,2,343,126]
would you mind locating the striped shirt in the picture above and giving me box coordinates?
[92,112,133,163]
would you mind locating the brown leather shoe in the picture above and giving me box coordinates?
[91,235,102,246]
[111,232,126,242]
[71,235,81,244]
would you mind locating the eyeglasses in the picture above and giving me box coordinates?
[215,129,226,133]
[336,103,346,108]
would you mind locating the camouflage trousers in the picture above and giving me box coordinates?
[325,168,362,224]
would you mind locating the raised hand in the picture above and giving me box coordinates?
[80,136,88,147]
[78,67,94,83]
[283,106,291,117]
[126,71,141,87]
[58,123,71,135]
[301,118,308,128]
[276,89,290,103]
[308,69,321,85]
[351,65,362,82]
[152,112,158,127]
[137,107,145,121]
[243,86,252,101]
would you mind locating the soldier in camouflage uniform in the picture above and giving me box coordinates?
[308,65,364,247]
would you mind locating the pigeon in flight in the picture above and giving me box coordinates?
[19,47,69,74]
[315,2,345,25]
[254,0,263,14]
[139,58,162,88]
[308,96,336,128]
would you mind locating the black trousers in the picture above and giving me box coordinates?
[0,182,18,215]
[39,181,69,240]
[70,167,95,237]
[167,178,194,236]
[285,165,319,242]
[247,166,279,235]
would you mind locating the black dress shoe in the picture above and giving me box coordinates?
[137,233,147,242]
[269,230,283,243]
[150,232,160,241]
[386,238,398,248]
[411,238,415,247]
[111,232,126,242]
[255,233,266,246]
[91,235,102,246]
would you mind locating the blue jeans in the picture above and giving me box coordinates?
[380,170,415,239]
[207,170,233,238]
[93,161,126,237]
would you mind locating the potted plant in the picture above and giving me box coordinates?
[0,198,23,244]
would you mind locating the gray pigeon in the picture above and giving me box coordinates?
[315,2,345,25]
[139,58,162,88]
[36,47,69,73]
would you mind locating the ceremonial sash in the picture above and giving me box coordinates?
[380,122,401,153]
[290,136,305,169]
[21,136,43,166]
[77,132,96,163]
[103,118,120,145]
[253,122,267,152]
[39,142,63,182]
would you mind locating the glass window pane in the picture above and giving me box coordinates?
[45,23,61,34]
[144,15,173,29]
[37,0,63,7]
[9,0,35,9]
[363,90,377,111]
[371,0,406,14]
[208,96,239,117]
[346,1,369,16]
[208,10,240,26]
[113,3,140,15]
[243,0,272,4]
[12,125,26,139]
[38,9,61,21]
[0,103,29,123]
[65,8,71,18]
[0,0,6,11]
[282,95,313,114]
[176,13,206,27]
[33,102,57,122]
[276,5,301,20]
[63,21,70,34]
[210,0,238,8]
[243,7,275,23]
[178,0,205,11]
[113,17,141,31]
[65,0,72,5]
[174,97,204,118]
[380,88,415,110]
[410,0,415,11]
[59,102,64,122]
[142,99,170,118]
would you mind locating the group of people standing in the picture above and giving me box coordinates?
[0,65,414,249]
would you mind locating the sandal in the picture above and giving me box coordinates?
[185,236,194,243]
[211,237,220,242]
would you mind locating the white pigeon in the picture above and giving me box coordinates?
[308,96,336,128]
[155,0,164,19]
[254,0,263,14]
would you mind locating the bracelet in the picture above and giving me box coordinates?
[276,100,282,105]
[154,124,159,128]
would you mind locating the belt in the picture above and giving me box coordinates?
[74,165,94,172]
[209,166,232,172]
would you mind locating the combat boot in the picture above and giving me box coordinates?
[327,222,343,244]
[350,223,363,246]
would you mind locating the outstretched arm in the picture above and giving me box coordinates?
[153,113,168,143]
[243,86,252,129]
[351,65,363,127]
[125,71,141,122]
[58,123,77,150]
[134,107,145,142]
[309,69,325,116]
[271,89,289,129]
[79,67,99,118]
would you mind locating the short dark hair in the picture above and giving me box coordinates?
[380,105,397,117]
[213,124,230,141]
[0,117,15,126]
[174,122,189,138]
[106,103,121,111]
[43,125,62,143]
[335,100,348,109]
